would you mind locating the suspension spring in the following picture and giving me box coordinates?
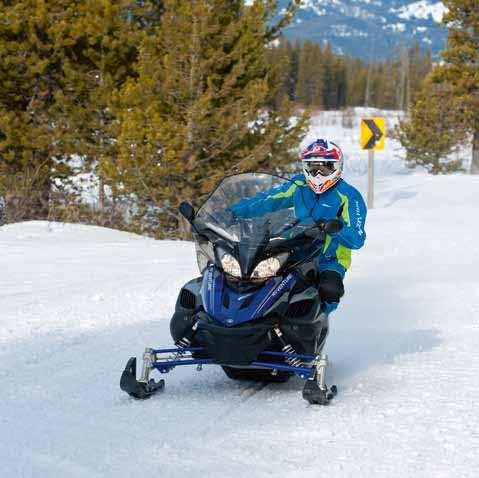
[172,337,190,360]
[273,327,302,368]
[281,344,303,367]
[172,321,198,360]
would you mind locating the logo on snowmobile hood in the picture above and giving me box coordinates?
[252,273,295,318]
[200,267,297,327]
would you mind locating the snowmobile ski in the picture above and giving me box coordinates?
[120,357,164,399]
[302,354,337,405]
[302,380,337,405]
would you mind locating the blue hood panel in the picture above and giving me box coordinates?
[200,266,297,327]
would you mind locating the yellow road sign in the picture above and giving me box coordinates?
[360,117,386,151]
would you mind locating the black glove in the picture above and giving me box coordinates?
[317,271,344,303]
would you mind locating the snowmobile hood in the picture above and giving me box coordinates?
[200,265,296,327]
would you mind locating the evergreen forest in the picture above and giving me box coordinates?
[267,39,433,112]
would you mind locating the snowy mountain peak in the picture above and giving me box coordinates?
[391,1,447,23]
[279,1,447,59]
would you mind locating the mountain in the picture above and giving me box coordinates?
[278,0,447,59]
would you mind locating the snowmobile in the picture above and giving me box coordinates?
[120,173,343,405]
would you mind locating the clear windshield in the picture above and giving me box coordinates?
[195,173,317,245]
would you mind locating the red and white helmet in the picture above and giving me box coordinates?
[301,139,344,194]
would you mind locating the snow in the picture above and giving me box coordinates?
[332,24,369,37]
[301,0,327,17]
[2,111,479,476]
[391,1,447,24]
[385,22,407,33]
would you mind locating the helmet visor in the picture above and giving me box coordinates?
[304,160,337,177]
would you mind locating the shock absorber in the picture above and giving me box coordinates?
[173,321,198,360]
[273,326,302,367]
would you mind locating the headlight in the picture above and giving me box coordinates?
[251,257,281,279]
[221,254,242,278]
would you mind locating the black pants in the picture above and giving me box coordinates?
[318,270,344,304]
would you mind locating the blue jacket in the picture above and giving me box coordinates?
[230,174,367,277]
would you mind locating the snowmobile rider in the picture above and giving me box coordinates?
[230,139,367,315]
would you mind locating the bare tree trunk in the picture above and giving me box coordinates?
[98,43,106,225]
[398,46,409,111]
[471,128,479,174]
[404,48,410,112]
[364,62,372,107]
[0,196,5,226]
[98,173,105,223]
[364,35,375,107]
[186,9,199,147]
[109,182,117,227]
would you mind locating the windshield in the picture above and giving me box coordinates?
[195,173,317,245]
[193,173,325,278]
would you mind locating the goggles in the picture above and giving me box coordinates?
[304,160,338,177]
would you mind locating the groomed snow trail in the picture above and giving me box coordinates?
[1,173,479,478]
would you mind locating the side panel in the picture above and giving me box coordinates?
[169,277,202,342]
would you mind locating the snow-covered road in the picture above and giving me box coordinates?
[1,173,479,477]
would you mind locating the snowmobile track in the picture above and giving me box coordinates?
[200,381,269,437]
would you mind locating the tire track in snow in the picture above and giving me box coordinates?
[195,381,269,437]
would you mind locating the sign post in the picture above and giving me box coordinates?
[367,150,374,209]
[360,117,386,209]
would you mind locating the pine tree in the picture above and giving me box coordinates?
[116,0,308,237]
[321,43,336,109]
[49,0,157,224]
[408,43,432,105]
[287,39,302,101]
[0,0,157,223]
[331,56,347,109]
[265,39,291,110]
[0,0,66,220]
[395,78,465,174]
[431,0,479,173]
[396,0,478,174]
[296,40,323,108]
[346,58,367,107]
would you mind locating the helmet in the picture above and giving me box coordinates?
[300,139,344,194]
